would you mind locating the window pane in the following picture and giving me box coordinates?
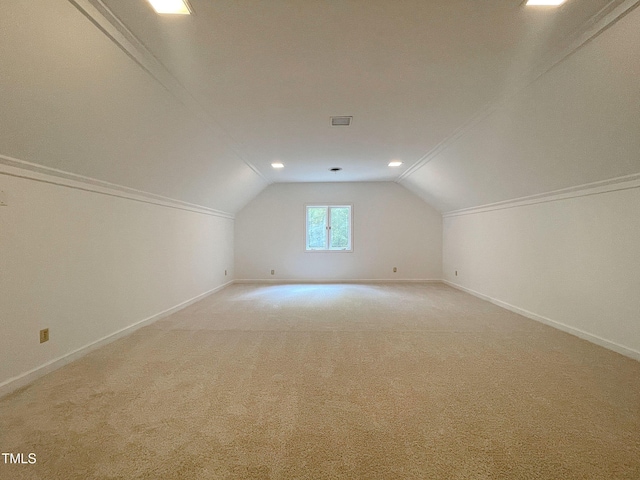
[329,207,350,250]
[307,207,327,249]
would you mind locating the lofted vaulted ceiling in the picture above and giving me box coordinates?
[1,0,639,213]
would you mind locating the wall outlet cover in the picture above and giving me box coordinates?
[39,328,49,343]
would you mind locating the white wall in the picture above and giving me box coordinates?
[235,182,442,281]
[443,182,640,359]
[0,163,234,393]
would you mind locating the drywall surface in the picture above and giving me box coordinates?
[235,182,442,281]
[0,164,234,390]
[443,184,640,359]
[402,4,640,212]
[0,0,267,213]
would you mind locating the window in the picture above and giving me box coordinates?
[306,205,352,251]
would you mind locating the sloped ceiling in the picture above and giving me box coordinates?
[401,2,640,212]
[1,0,638,214]
[0,0,267,213]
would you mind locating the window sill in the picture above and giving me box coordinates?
[305,249,353,253]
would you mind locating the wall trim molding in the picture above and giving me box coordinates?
[0,154,234,219]
[443,280,640,362]
[233,279,443,285]
[397,0,640,184]
[442,173,640,218]
[0,281,234,399]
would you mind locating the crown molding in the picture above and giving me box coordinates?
[0,154,234,219]
[442,173,640,218]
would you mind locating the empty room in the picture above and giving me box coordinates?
[1,0,639,478]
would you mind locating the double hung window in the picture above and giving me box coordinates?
[305,205,352,251]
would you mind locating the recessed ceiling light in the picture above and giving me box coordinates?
[330,117,352,127]
[271,162,284,169]
[146,0,192,15]
[388,161,403,167]
[525,0,567,6]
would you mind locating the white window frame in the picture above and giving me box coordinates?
[304,204,353,252]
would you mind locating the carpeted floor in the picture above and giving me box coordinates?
[1,283,639,479]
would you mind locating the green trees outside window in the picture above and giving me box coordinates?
[306,205,352,251]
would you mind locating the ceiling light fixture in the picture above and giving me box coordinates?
[330,117,352,127]
[525,0,567,6]
[271,162,284,169]
[146,0,192,15]
[388,161,403,167]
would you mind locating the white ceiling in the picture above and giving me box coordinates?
[1,0,638,213]
[402,1,640,211]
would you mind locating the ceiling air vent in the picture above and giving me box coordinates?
[330,116,352,126]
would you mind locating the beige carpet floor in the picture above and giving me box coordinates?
[1,283,639,479]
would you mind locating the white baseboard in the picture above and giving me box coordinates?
[233,279,443,285]
[442,280,640,362]
[0,281,233,398]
